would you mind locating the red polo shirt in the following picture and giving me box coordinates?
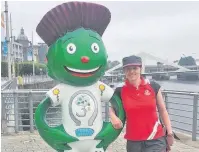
[120,78,165,141]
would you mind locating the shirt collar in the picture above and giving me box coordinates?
[125,77,148,88]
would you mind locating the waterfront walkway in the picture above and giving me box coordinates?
[1,131,199,152]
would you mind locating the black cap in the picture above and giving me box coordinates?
[122,55,142,68]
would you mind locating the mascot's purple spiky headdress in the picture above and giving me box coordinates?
[36,1,111,46]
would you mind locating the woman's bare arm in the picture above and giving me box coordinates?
[156,90,173,135]
[109,107,123,129]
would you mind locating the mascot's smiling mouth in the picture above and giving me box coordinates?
[64,66,100,77]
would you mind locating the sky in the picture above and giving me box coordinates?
[1,1,199,64]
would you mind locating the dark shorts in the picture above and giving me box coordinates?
[126,136,167,152]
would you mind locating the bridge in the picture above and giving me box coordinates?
[104,70,199,79]
[105,52,199,77]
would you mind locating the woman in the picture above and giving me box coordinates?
[110,55,174,152]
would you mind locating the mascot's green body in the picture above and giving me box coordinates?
[34,2,125,152]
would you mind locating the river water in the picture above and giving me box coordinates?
[155,76,199,92]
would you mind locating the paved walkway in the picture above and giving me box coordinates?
[1,132,199,152]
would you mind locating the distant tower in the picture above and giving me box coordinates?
[17,27,29,46]
[17,27,30,61]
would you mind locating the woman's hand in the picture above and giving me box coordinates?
[166,133,174,152]
[166,145,171,152]
[166,133,174,146]
[110,116,123,129]
[109,107,123,129]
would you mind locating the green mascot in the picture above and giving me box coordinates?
[34,1,125,152]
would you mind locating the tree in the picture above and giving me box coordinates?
[178,56,196,66]
[1,61,47,77]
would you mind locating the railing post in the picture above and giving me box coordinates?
[29,92,34,133]
[192,94,198,141]
[164,92,168,109]
[104,102,110,122]
[14,91,19,133]
[1,93,8,133]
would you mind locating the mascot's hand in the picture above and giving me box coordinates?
[40,125,74,151]
[95,121,123,150]
[95,94,126,150]
[35,98,78,151]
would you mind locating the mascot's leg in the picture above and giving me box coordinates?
[34,97,78,152]
[90,147,105,152]
[89,140,105,152]
[95,94,126,151]
[65,140,105,152]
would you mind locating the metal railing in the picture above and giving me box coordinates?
[17,75,52,85]
[1,77,9,82]
[161,90,199,141]
[1,77,9,88]
[1,80,13,91]
[1,76,52,90]
[1,89,198,141]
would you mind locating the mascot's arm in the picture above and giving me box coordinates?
[34,97,79,151]
[95,93,126,151]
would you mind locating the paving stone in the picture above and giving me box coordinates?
[1,132,199,152]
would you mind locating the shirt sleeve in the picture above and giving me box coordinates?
[98,81,114,102]
[150,80,161,96]
[114,87,122,99]
[46,84,63,107]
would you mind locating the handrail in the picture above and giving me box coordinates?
[162,90,199,96]
[1,89,49,93]
[1,89,198,141]
[1,80,13,91]
[1,89,199,95]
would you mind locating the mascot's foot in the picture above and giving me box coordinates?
[65,140,106,152]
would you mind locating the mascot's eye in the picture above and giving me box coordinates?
[91,43,99,53]
[66,43,76,54]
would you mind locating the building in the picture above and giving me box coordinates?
[38,43,48,64]
[1,38,23,63]
[16,28,30,61]
[12,41,23,63]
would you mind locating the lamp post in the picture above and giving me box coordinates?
[32,32,35,76]
[29,40,35,76]
[5,1,12,80]
[10,13,15,78]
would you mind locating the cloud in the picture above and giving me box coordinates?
[1,1,199,63]
[101,3,199,62]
